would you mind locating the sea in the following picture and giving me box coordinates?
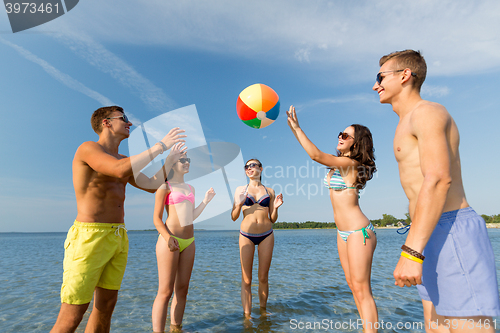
[1,228,500,332]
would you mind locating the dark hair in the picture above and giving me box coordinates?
[91,106,124,134]
[337,124,376,189]
[379,49,427,92]
[165,155,188,181]
[245,158,263,181]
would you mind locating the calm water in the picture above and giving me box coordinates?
[1,229,500,332]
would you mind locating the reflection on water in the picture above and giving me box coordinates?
[1,229,500,332]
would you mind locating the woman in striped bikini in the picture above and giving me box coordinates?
[287,106,378,333]
[152,146,216,333]
[231,158,283,317]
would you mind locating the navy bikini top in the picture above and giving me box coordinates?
[243,184,270,207]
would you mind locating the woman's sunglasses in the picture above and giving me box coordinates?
[244,162,261,170]
[179,158,191,164]
[106,114,130,123]
[338,132,354,140]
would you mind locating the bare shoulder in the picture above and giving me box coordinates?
[155,183,169,200]
[76,141,101,153]
[235,185,247,192]
[157,183,168,191]
[266,186,276,197]
[73,141,100,163]
[75,141,105,159]
[411,101,450,122]
[410,101,451,133]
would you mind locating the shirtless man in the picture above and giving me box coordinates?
[373,50,500,332]
[51,106,186,333]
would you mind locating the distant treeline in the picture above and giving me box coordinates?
[273,221,337,229]
[274,213,500,229]
[482,214,500,223]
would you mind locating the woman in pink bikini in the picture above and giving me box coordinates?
[152,145,216,332]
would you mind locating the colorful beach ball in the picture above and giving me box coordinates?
[236,83,280,129]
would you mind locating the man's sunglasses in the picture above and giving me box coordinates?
[106,114,130,123]
[179,158,191,164]
[376,69,416,85]
[339,132,354,140]
[244,162,261,170]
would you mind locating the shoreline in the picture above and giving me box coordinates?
[274,224,500,230]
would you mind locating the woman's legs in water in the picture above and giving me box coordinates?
[337,233,362,316]
[338,229,378,332]
[152,236,179,332]
[239,234,256,316]
[170,242,195,328]
[257,232,274,310]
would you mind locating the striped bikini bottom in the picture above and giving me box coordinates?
[338,222,375,244]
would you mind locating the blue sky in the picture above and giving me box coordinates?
[1,0,500,232]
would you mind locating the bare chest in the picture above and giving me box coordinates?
[393,121,418,164]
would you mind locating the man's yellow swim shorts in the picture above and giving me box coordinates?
[60,221,129,305]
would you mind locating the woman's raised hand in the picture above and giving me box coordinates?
[203,187,216,205]
[168,142,187,163]
[274,193,283,209]
[161,127,187,150]
[234,186,247,206]
[286,105,301,131]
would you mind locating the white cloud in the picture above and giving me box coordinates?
[295,48,311,63]
[295,94,375,112]
[0,37,114,106]
[421,85,450,98]
[54,31,177,113]
[44,0,500,77]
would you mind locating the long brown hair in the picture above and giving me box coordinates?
[337,124,376,189]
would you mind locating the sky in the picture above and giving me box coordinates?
[1,0,500,232]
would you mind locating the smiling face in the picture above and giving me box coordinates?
[105,111,132,138]
[372,59,401,104]
[173,154,190,174]
[244,159,262,180]
[337,126,355,155]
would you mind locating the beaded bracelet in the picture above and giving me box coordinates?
[401,244,425,260]
[401,251,424,264]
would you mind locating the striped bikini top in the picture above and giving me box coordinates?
[324,169,357,191]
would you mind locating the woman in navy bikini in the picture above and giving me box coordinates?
[287,106,378,332]
[231,158,283,317]
[152,145,216,332]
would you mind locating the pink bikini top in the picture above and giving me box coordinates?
[165,181,195,205]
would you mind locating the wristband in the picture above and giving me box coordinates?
[401,244,425,260]
[401,251,424,264]
[155,141,167,154]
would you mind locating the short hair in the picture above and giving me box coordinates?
[379,50,427,92]
[91,106,124,134]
